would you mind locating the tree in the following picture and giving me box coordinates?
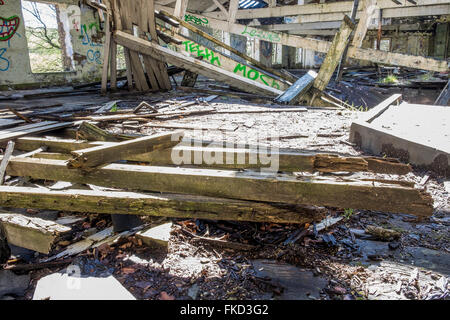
[22,1,72,71]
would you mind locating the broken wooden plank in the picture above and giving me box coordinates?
[0,213,71,254]
[15,137,412,175]
[7,108,34,123]
[114,31,284,97]
[0,141,14,184]
[67,131,184,169]
[311,15,355,104]
[0,186,327,224]
[4,157,433,216]
[159,10,297,84]
[275,70,317,104]
[0,121,76,144]
[77,121,134,142]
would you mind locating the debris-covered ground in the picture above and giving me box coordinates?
[0,79,448,301]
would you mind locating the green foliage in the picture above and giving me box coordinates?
[25,27,63,73]
[342,208,354,221]
[380,74,398,84]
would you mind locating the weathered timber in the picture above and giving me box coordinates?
[156,24,290,91]
[113,31,284,97]
[7,108,34,123]
[4,157,433,216]
[312,15,355,98]
[0,141,14,184]
[15,137,412,175]
[163,8,448,72]
[275,70,317,104]
[158,10,296,84]
[77,121,134,142]
[67,131,184,169]
[0,121,76,143]
[200,0,450,20]
[0,212,71,254]
[0,186,327,224]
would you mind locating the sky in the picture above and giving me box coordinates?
[21,0,58,29]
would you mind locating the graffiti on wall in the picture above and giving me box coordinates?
[184,14,208,26]
[180,39,282,90]
[0,1,5,5]
[80,23,102,64]
[0,48,9,71]
[0,16,20,41]
[182,40,220,66]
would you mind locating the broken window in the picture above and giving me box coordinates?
[272,43,282,65]
[22,0,72,73]
[374,38,391,52]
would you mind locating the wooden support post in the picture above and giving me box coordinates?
[110,41,118,90]
[336,0,360,82]
[0,213,70,254]
[101,12,112,94]
[111,0,133,90]
[147,0,172,90]
[5,157,433,216]
[311,15,355,104]
[0,186,327,224]
[0,140,14,184]
[67,131,184,169]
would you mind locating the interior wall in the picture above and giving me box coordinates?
[0,0,105,89]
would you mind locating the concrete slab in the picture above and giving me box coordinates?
[33,272,135,300]
[351,100,450,176]
[136,222,172,250]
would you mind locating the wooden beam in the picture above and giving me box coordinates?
[275,70,317,105]
[0,186,327,224]
[173,0,188,18]
[4,157,433,216]
[156,24,290,90]
[101,13,112,94]
[228,0,239,24]
[67,131,184,169]
[312,15,355,99]
[0,121,76,144]
[159,10,297,83]
[0,212,70,254]
[0,141,14,184]
[352,0,377,47]
[159,8,448,72]
[113,30,284,96]
[201,0,450,20]
[147,0,172,90]
[15,136,412,175]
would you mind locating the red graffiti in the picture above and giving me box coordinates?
[0,16,20,41]
[0,1,5,5]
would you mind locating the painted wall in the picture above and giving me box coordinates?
[0,0,105,88]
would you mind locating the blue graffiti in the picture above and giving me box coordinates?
[87,49,101,64]
[0,48,9,71]
[81,24,102,47]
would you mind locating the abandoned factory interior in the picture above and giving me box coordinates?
[0,0,449,303]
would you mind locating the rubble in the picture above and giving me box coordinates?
[0,0,448,303]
